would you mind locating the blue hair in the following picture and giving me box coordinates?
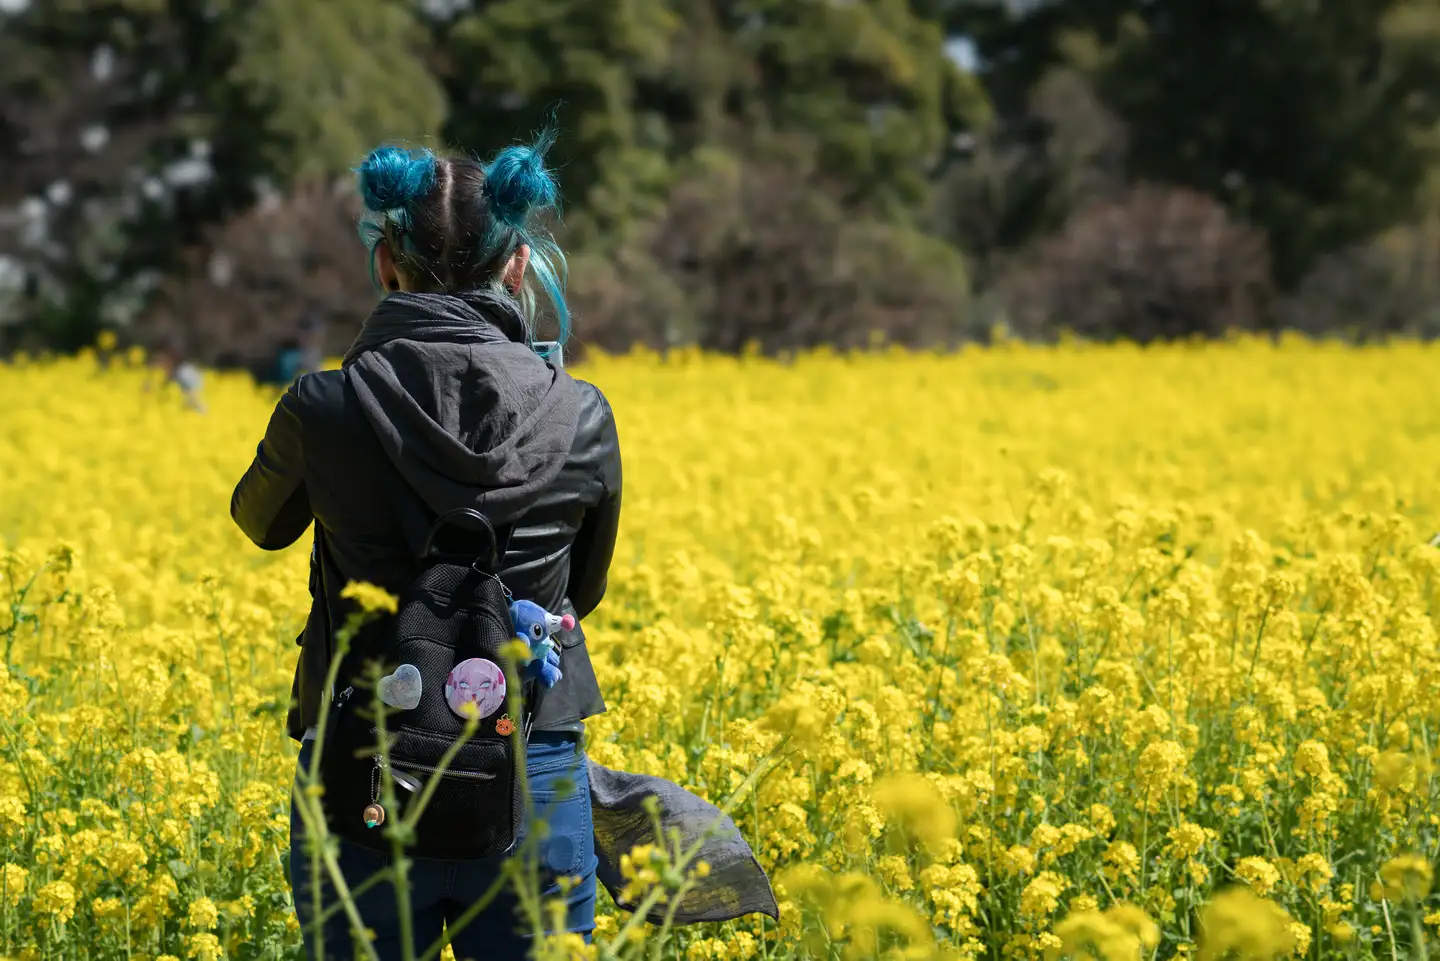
[353,129,570,352]
[357,145,437,212]
[482,126,568,351]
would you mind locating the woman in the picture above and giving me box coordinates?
[230,132,620,958]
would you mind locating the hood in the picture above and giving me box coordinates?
[343,291,581,529]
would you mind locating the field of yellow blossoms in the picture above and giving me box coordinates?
[2,337,1440,960]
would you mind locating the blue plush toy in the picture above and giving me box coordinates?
[508,600,573,689]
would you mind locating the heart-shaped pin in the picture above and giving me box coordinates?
[377,663,422,711]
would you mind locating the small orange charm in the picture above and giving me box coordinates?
[363,803,385,828]
[495,714,515,736]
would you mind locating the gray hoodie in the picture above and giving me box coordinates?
[343,290,581,529]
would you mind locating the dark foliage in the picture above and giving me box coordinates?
[141,182,370,365]
[1001,185,1273,342]
[4,0,1440,357]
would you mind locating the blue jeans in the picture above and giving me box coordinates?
[289,734,597,960]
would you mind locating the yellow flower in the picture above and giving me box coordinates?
[1196,888,1296,961]
[500,638,535,666]
[34,880,77,925]
[1107,902,1161,949]
[1235,857,1282,897]
[92,897,125,919]
[1087,805,1117,836]
[186,896,220,930]
[1375,854,1433,902]
[1287,922,1312,956]
[1292,740,1330,779]
[618,844,669,906]
[1003,845,1037,876]
[1050,902,1159,961]
[1103,841,1141,885]
[1166,822,1211,860]
[874,855,913,891]
[1294,853,1332,894]
[0,795,27,837]
[0,863,28,907]
[1021,872,1067,920]
[15,333,1440,959]
[185,932,223,961]
[1136,740,1189,805]
[340,580,399,615]
[871,773,957,855]
[535,931,596,961]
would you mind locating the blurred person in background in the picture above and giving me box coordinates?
[229,130,621,959]
[271,336,305,386]
[298,309,326,374]
[143,336,206,413]
[268,311,326,384]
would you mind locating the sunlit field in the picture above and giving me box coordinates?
[2,337,1440,960]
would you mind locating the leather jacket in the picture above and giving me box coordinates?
[231,369,620,741]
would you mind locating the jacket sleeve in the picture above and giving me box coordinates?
[568,396,622,620]
[231,381,312,550]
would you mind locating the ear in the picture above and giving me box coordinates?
[502,244,531,294]
[374,241,403,292]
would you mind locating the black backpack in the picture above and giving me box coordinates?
[318,508,531,859]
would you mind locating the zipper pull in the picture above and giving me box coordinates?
[336,686,353,705]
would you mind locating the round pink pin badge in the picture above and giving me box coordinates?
[444,657,507,719]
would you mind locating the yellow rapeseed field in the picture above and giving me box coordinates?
[1,337,1439,961]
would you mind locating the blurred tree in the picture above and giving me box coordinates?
[999,184,1273,342]
[0,0,442,354]
[232,0,445,177]
[947,0,1440,286]
[426,0,679,240]
[429,0,992,238]
[712,0,992,214]
[930,65,1125,286]
[144,180,371,363]
[568,139,973,356]
[1276,222,1440,340]
[0,0,201,350]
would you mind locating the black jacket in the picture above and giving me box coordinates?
[230,294,620,742]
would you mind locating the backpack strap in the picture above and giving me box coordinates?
[421,507,512,571]
[377,460,512,569]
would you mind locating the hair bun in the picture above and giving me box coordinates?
[357,146,437,212]
[484,128,560,227]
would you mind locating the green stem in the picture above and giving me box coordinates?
[416,868,512,961]
[291,775,382,961]
[648,879,698,960]
[373,674,418,961]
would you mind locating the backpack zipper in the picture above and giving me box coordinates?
[386,757,497,781]
[371,755,423,793]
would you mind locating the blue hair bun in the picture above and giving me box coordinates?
[485,128,560,227]
[357,146,437,212]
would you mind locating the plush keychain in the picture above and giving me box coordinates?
[508,600,574,689]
